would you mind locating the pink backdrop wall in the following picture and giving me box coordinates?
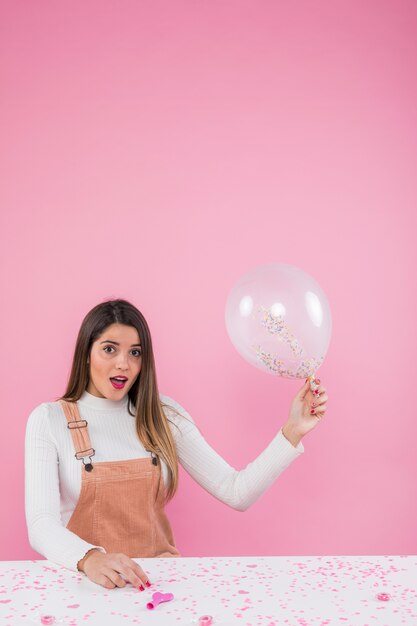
[1,1,416,560]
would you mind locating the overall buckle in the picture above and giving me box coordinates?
[75,448,96,472]
[67,419,88,430]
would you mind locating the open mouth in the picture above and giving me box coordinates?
[110,377,128,390]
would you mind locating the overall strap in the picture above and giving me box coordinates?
[60,400,95,471]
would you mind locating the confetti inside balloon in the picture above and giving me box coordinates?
[225,263,332,379]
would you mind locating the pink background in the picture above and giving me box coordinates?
[1,1,416,560]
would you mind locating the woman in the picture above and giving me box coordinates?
[25,299,328,591]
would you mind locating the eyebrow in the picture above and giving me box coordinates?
[99,340,141,347]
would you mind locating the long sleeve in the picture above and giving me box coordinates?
[24,404,105,571]
[162,396,305,512]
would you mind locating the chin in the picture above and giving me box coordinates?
[109,388,129,399]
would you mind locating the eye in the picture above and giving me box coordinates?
[103,345,115,354]
[131,349,142,357]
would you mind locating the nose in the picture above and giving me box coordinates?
[116,353,129,370]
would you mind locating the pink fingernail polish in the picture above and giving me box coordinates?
[139,585,144,591]
[146,581,151,587]
[310,409,315,414]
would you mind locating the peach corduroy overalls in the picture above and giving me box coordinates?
[60,400,180,559]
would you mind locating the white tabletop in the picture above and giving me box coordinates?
[1,555,416,626]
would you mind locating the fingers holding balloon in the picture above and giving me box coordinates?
[310,401,327,420]
[307,383,328,420]
[311,391,328,407]
[308,377,321,391]
[310,385,326,405]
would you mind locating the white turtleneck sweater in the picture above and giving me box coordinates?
[25,391,304,572]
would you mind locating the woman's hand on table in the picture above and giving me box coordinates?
[282,379,328,447]
[78,549,151,590]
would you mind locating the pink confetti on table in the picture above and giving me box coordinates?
[0,556,416,625]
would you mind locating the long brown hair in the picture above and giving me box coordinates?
[60,299,179,500]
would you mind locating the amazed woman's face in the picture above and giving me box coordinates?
[86,323,142,399]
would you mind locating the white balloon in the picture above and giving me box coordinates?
[225,263,332,378]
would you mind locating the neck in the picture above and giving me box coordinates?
[78,389,129,410]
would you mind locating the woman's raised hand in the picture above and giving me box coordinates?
[282,378,328,447]
[78,549,151,590]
